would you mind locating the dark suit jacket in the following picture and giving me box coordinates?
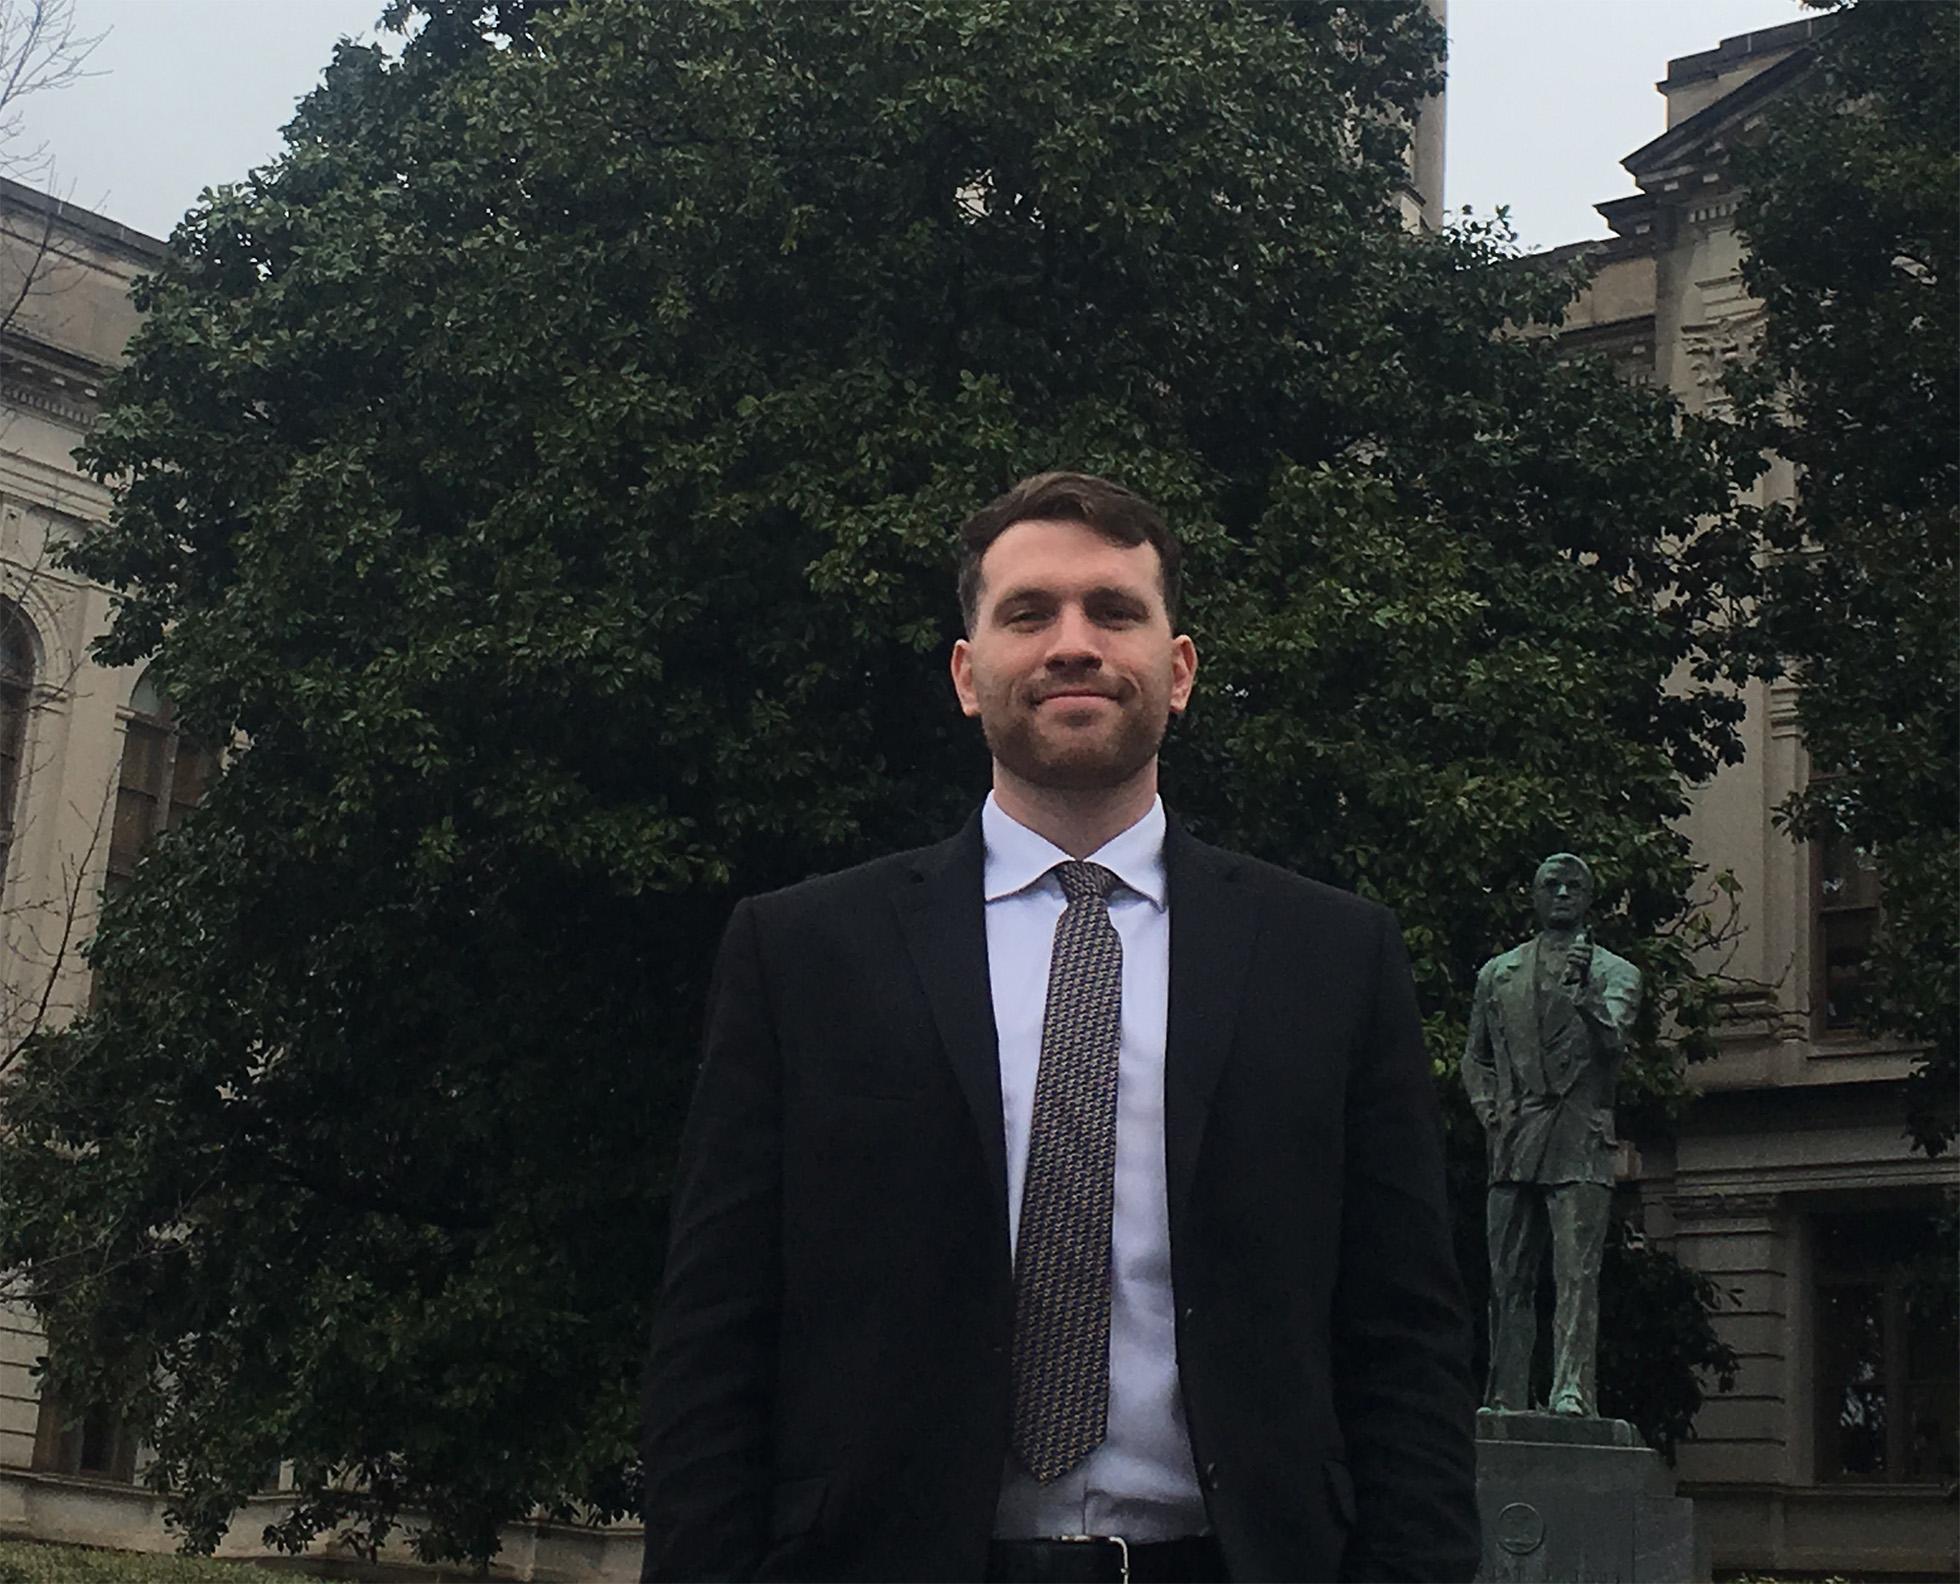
[642,813,1479,1583]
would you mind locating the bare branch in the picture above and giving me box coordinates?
[0,0,111,362]
[0,0,109,190]
[2,775,109,1075]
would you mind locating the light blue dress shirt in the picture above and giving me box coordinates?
[982,793,1209,1542]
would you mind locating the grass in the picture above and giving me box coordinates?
[0,1539,251,1581]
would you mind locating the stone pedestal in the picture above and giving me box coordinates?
[1474,1411,1707,1583]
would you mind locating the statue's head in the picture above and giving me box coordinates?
[1532,852,1594,931]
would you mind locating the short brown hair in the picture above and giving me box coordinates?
[956,471,1183,632]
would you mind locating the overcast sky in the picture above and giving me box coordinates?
[17,0,1813,253]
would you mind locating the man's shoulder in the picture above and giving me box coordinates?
[743,817,1409,934]
[1470,937,1635,984]
[1475,941,1531,982]
[1179,829,1393,929]
[742,830,965,921]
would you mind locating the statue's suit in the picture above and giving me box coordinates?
[1460,938,1641,1187]
[1461,935,1640,1413]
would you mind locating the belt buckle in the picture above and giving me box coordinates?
[1055,1534,1129,1584]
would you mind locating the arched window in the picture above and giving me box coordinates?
[0,600,36,900]
[107,668,218,894]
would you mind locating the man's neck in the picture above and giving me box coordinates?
[991,763,1160,859]
[1537,925,1584,952]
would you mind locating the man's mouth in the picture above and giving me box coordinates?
[1033,685,1120,705]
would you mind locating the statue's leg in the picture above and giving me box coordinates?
[1485,1183,1544,1410]
[1547,1182,1612,1415]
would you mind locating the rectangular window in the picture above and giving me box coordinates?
[0,669,27,892]
[96,703,220,1011]
[108,716,170,886]
[1818,1280,1886,1476]
[32,1389,138,1484]
[1814,831,1882,1033]
[1814,1206,1959,1483]
[167,738,214,827]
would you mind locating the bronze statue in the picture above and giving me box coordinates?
[1462,853,1641,1416]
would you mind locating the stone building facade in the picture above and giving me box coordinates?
[0,175,291,1564]
[1551,20,1957,1580]
[0,172,163,1481]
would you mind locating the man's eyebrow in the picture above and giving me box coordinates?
[990,586,1054,608]
[992,582,1150,607]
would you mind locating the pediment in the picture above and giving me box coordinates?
[1621,48,1816,186]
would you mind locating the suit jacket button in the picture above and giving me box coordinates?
[1181,1305,1196,1322]
[1203,1460,1220,1490]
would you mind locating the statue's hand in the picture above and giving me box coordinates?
[1563,938,1594,990]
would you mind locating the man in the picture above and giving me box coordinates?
[643,472,1479,1582]
[1460,854,1642,1418]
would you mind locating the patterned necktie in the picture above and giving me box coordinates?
[1010,859,1125,1483]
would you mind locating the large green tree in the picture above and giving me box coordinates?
[0,0,1753,1562]
[1728,0,1958,1153]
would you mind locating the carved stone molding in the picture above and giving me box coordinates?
[1670,1189,1782,1222]
[0,337,106,433]
[1698,270,1758,320]
[1689,196,1741,229]
[0,370,97,431]
[1681,306,1766,412]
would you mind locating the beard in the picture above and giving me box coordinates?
[979,687,1169,791]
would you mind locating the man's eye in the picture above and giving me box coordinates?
[1006,610,1045,626]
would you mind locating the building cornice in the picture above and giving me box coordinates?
[1623,49,1816,184]
[0,175,167,267]
[0,329,110,431]
[1657,16,1832,95]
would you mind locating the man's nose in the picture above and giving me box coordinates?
[1043,607,1104,667]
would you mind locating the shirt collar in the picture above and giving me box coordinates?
[981,792,1168,910]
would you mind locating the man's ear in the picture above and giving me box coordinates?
[950,637,982,718]
[1168,634,1198,714]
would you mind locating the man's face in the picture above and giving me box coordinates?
[1533,866,1593,931]
[950,517,1197,793]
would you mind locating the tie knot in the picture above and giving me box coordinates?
[1054,860,1121,905]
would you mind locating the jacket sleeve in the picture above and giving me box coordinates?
[642,899,782,1582]
[1459,964,1496,1129]
[1332,911,1482,1583]
[1576,955,1642,1055]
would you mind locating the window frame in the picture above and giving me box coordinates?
[0,598,39,907]
[1811,1204,1959,1486]
[31,1388,139,1484]
[106,672,218,894]
[1805,774,1884,1039]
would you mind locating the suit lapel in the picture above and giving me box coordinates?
[892,813,1009,1238]
[1497,944,1535,1073]
[1163,819,1261,1216]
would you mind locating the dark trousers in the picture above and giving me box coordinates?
[1485,1180,1610,1413]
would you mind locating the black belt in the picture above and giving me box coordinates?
[987,1534,1226,1584]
